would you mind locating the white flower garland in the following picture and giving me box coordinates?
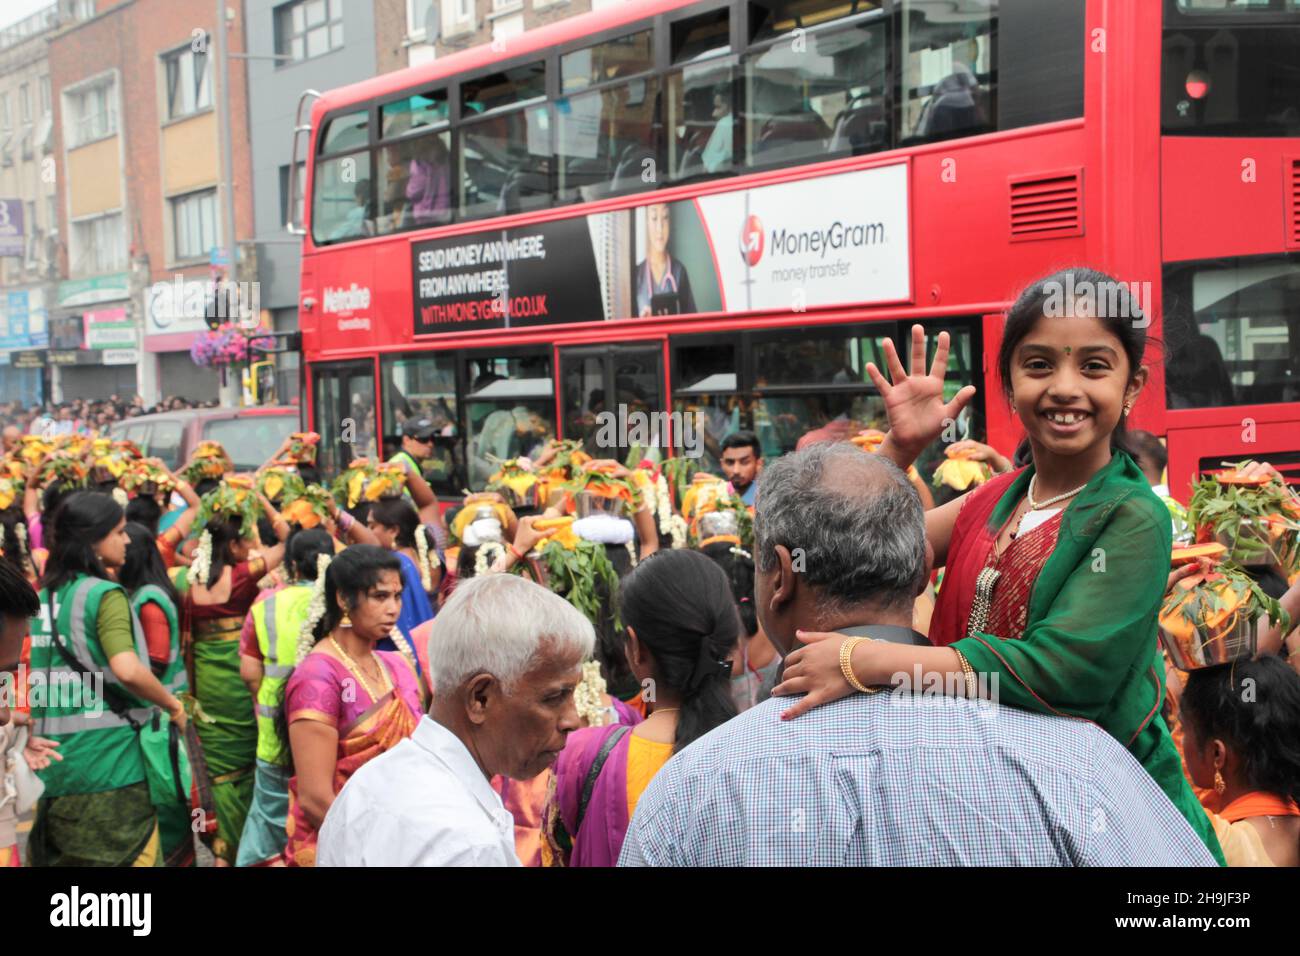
[296,553,332,664]
[573,660,611,726]
[475,540,506,576]
[14,521,27,571]
[111,487,129,508]
[625,539,638,567]
[666,514,689,549]
[415,526,440,592]
[729,545,753,561]
[652,474,692,547]
[191,530,213,588]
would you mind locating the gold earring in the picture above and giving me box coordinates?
[339,611,353,629]
[1123,403,1132,417]
[1213,770,1225,794]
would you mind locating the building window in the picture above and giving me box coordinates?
[70,211,126,276]
[171,189,219,262]
[24,200,38,269]
[275,0,345,65]
[40,75,51,115]
[46,195,58,235]
[163,46,211,120]
[19,84,30,124]
[280,161,305,228]
[0,93,10,165]
[65,80,117,148]
[71,0,95,20]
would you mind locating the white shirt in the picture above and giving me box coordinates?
[317,716,521,867]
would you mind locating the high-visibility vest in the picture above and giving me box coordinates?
[389,450,421,499]
[29,574,153,798]
[251,584,313,766]
[129,584,187,696]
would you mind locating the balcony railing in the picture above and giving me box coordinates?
[0,3,61,54]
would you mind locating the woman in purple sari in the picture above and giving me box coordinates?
[541,549,739,866]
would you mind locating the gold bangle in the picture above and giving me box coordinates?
[955,649,978,698]
[839,638,878,695]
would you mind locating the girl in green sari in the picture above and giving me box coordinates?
[774,268,1224,862]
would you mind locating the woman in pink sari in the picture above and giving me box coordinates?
[281,545,422,867]
[542,549,738,866]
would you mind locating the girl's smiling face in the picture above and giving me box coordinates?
[1009,311,1147,459]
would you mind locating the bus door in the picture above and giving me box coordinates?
[558,342,666,463]
[310,359,379,476]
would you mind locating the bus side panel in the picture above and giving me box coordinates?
[1165,403,1300,503]
[1162,138,1294,263]
[981,312,1022,459]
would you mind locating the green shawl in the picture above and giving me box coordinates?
[950,450,1225,864]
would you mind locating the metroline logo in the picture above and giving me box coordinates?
[740,214,764,267]
[322,284,371,313]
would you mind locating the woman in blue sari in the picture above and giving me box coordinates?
[365,497,439,693]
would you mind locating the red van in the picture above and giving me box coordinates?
[108,406,301,473]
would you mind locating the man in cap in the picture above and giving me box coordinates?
[388,417,449,544]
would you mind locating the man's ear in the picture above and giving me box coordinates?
[917,540,935,597]
[770,544,797,615]
[464,673,497,726]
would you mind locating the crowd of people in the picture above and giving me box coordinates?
[1,266,1299,868]
[0,395,218,442]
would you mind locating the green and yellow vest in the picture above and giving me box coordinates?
[29,574,153,798]
[251,584,313,766]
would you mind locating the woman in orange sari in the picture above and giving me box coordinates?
[1180,656,1300,867]
[281,545,422,867]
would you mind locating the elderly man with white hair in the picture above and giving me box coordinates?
[317,573,594,866]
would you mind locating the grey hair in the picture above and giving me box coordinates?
[754,443,926,613]
[425,573,596,693]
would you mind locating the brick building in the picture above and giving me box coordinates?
[47,0,256,403]
[374,0,607,74]
[0,3,66,407]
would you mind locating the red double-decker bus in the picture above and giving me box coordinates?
[291,0,1300,501]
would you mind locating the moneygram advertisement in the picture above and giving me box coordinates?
[408,163,910,336]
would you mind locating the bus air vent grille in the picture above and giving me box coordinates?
[1008,169,1083,242]
[1287,157,1300,250]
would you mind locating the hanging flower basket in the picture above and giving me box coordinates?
[190,323,275,369]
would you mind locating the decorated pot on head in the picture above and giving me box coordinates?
[1157,558,1287,670]
[696,508,740,540]
[575,490,626,519]
[287,431,320,465]
[464,505,504,546]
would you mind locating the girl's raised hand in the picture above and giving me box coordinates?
[866,325,977,459]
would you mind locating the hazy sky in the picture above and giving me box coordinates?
[0,0,62,33]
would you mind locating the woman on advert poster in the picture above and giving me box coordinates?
[635,203,696,317]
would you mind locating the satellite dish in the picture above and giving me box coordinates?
[424,2,440,44]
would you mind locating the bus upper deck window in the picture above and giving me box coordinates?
[381,90,449,136]
[318,109,368,155]
[671,8,731,63]
[561,30,654,94]
[461,62,546,116]
[748,0,881,42]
